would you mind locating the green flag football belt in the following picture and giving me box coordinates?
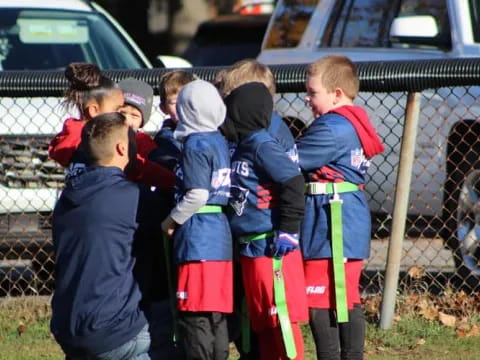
[238,231,275,244]
[273,257,297,358]
[195,205,223,214]
[306,181,363,323]
[305,181,361,195]
[329,194,349,323]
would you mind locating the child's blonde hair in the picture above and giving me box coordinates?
[159,70,196,104]
[307,55,359,100]
[217,59,276,98]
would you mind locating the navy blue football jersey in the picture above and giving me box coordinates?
[174,131,232,263]
[297,113,371,259]
[229,129,301,257]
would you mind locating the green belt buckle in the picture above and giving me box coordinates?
[306,181,359,195]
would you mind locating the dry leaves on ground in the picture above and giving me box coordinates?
[362,288,480,337]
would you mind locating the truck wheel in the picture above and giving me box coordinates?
[455,170,480,282]
[442,120,480,292]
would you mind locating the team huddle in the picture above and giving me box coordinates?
[48,55,384,360]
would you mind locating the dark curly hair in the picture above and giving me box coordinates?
[63,62,118,118]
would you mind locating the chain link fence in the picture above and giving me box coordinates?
[1,60,480,296]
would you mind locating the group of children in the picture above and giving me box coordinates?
[49,55,384,360]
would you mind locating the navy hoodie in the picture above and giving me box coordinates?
[50,166,147,355]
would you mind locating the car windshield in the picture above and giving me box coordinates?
[0,8,148,70]
[263,0,320,49]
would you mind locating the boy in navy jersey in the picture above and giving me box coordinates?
[147,72,196,351]
[216,59,298,163]
[217,60,300,359]
[297,54,384,360]
[161,80,233,360]
[152,70,196,171]
[226,82,308,360]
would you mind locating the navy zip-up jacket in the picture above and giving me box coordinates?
[50,166,147,355]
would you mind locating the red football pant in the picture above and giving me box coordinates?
[258,323,305,360]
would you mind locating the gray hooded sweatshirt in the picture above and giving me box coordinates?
[170,80,227,224]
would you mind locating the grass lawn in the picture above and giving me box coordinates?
[365,318,480,360]
[1,295,480,359]
[0,297,63,360]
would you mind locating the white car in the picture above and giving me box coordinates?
[0,0,192,71]
[1,0,182,212]
[0,0,187,290]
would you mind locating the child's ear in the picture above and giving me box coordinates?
[333,88,344,105]
[85,102,100,119]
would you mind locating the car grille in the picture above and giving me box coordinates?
[0,136,65,188]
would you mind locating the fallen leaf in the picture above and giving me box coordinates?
[364,298,379,315]
[407,265,425,279]
[416,338,426,345]
[420,306,438,321]
[17,324,26,337]
[438,312,456,327]
[458,325,480,338]
[467,325,480,337]
[417,297,438,320]
[456,319,471,331]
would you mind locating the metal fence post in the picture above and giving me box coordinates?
[379,91,421,329]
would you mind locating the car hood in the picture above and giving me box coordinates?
[257,47,457,65]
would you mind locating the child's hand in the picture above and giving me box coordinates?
[272,232,300,258]
[161,216,177,237]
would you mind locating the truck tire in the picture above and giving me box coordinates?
[442,120,480,292]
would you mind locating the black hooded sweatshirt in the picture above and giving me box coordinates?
[224,82,305,233]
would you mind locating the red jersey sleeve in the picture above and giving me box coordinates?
[135,132,158,158]
[48,118,86,167]
[128,131,175,189]
[127,152,175,190]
